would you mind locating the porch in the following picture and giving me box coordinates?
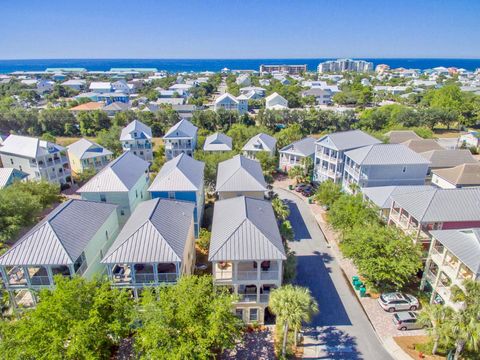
[108,262,179,286]
[212,260,282,283]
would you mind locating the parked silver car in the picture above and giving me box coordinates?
[378,292,419,312]
[393,312,425,331]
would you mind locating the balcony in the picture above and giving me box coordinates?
[213,261,280,283]
[111,263,178,285]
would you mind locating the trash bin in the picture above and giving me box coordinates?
[308,197,313,204]
[360,287,367,297]
[354,281,363,290]
[289,185,294,190]
[352,276,359,285]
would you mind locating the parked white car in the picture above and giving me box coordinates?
[378,292,419,312]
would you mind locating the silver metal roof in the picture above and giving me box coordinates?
[208,196,286,261]
[102,198,195,264]
[78,152,149,193]
[0,134,65,159]
[0,200,117,266]
[203,132,233,152]
[67,138,112,160]
[279,137,316,157]
[430,229,480,277]
[345,144,431,166]
[391,188,480,222]
[420,149,477,169]
[242,133,277,152]
[362,185,434,209]
[216,155,267,193]
[120,120,152,141]
[163,119,198,139]
[148,153,204,192]
[316,130,381,151]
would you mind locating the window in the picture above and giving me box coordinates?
[120,209,125,216]
[135,190,138,198]
[140,151,144,156]
[10,158,13,165]
[19,165,22,171]
[168,192,175,199]
[105,230,109,240]
[402,167,407,173]
[235,309,244,319]
[249,308,258,322]
[100,194,106,202]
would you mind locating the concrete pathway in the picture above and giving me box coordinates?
[275,187,393,360]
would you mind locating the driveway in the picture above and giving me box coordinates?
[275,187,393,360]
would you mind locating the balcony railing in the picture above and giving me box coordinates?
[238,294,258,303]
[157,273,178,282]
[260,271,279,281]
[135,273,155,283]
[237,271,258,281]
[30,275,51,286]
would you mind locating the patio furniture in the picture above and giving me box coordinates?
[261,261,271,271]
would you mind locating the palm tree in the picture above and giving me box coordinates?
[268,285,319,357]
[272,197,290,222]
[418,304,452,355]
[288,165,305,184]
[451,279,480,309]
[449,310,480,360]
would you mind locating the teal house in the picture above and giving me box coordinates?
[148,153,204,237]
[78,151,150,223]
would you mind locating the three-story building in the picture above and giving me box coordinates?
[163,119,198,160]
[120,120,153,162]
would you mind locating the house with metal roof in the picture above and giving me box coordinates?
[384,130,421,144]
[432,163,480,189]
[102,198,195,298]
[362,185,434,220]
[209,196,286,324]
[213,93,248,115]
[242,133,277,159]
[388,188,480,252]
[120,120,153,162]
[216,155,267,200]
[279,137,316,172]
[89,81,112,93]
[148,153,204,237]
[0,168,28,189]
[422,228,480,311]
[265,92,288,110]
[401,139,444,153]
[343,144,430,192]
[163,119,198,161]
[0,199,119,307]
[314,129,381,183]
[103,101,131,116]
[420,149,477,176]
[203,132,233,152]
[0,134,71,185]
[67,138,113,175]
[78,152,150,222]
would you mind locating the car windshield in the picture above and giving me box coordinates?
[381,293,398,302]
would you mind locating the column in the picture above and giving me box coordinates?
[131,264,136,284]
[153,263,159,284]
[68,265,75,277]
[23,266,32,287]
[46,266,54,287]
[0,267,9,286]
[278,260,283,283]
[257,261,261,281]
[233,261,238,281]
[107,264,113,280]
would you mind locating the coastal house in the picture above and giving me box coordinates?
[120,120,153,162]
[343,144,430,192]
[203,132,233,152]
[265,92,288,110]
[0,199,120,307]
[0,168,28,189]
[388,188,480,252]
[313,130,381,183]
[214,93,248,115]
[0,134,71,185]
[420,149,477,178]
[384,130,421,144]
[209,196,286,324]
[236,74,251,86]
[163,119,198,161]
[422,229,480,311]
[148,153,205,237]
[239,86,266,99]
[101,198,196,298]
[459,132,480,149]
[431,163,480,189]
[401,139,444,153]
[278,137,316,172]
[301,88,333,105]
[89,81,112,93]
[61,79,86,91]
[67,138,113,176]
[242,133,277,159]
[103,102,131,116]
[216,155,267,200]
[78,152,150,222]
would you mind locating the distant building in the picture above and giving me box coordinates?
[317,59,373,73]
[163,119,198,160]
[0,135,71,185]
[385,130,421,144]
[301,88,333,105]
[259,64,307,75]
[214,93,248,115]
[62,79,86,91]
[89,81,112,93]
[120,120,153,162]
[432,163,480,189]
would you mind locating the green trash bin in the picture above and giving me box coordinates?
[289,185,294,190]
[352,276,359,285]
[359,287,367,297]
[308,197,313,204]
[354,281,363,290]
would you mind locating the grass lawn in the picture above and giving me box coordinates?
[394,336,446,360]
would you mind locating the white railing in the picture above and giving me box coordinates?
[260,271,279,281]
[30,276,51,286]
[237,271,258,281]
[238,294,258,303]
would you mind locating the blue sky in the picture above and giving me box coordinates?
[0,0,479,59]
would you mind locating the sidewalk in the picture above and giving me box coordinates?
[274,178,421,360]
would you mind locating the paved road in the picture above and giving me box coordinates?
[275,188,393,360]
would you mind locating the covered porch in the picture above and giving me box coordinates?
[107,262,179,286]
[212,260,282,283]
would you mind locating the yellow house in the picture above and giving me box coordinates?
[67,138,113,175]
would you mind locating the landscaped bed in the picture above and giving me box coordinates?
[394,336,446,360]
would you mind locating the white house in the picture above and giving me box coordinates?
[236,74,251,86]
[265,92,288,110]
[163,119,198,160]
[242,133,277,159]
[89,82,112,93]
[203,132,233,152]
[431,163,480,189]
[120,120,153,162]
[214,93,248,115]
[279,137,316,172]
[0,135,71,185]
[459,132,480,149]
[62,79,86,91]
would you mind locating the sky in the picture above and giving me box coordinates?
[0,0,479,59]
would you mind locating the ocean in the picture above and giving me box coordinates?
[0,58,480,73]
